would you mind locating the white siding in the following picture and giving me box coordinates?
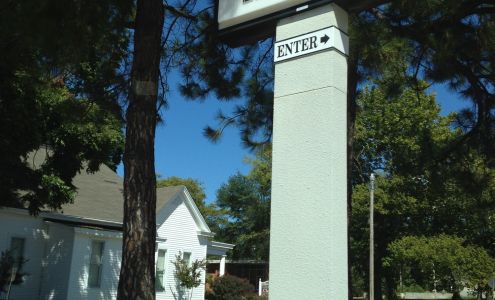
[0,188,210,300]
[66,229,122,300]
[40,222,75,300]
[0,210,47,300]
[156,196,208,300]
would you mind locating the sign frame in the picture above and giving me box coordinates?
[216,0,335,46]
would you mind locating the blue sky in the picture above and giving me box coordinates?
[117,77,471,205]
[117,72,252,204]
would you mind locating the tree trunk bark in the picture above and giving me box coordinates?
[117,0,164,299]
[347,22,359,300]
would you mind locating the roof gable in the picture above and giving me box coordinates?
[156,186,212,236]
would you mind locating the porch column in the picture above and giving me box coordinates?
[219,255,226,276]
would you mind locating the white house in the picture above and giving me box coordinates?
[0,162,233,300]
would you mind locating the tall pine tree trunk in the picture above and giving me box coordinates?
[347,24,359,300]
[117,0,164,299]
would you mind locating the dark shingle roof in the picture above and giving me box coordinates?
[61,164,125,223]
[60,167,184,224]
[24,150,184,225]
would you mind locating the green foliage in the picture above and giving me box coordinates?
[367,0,495,160]
[177,2,274,148]
[173,252,207,290]
[172,252,207,300]
[350,80,495,298]
[207,274,256,300]
[0,0,131,214]
[385,235,495,294]
[214,146,271,260]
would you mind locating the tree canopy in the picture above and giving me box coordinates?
[0,0,132,213]
[213,145,271,261]
[385,235,495,297]
[350,78,495,298]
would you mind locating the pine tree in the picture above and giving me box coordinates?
[117,0,164,298]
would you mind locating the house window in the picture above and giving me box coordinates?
[183,252,191,266]
[155,249,167,292]
[88,241,104,288]
[10,237,25,270]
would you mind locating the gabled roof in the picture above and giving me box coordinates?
[156,185,212,236]
[58,168,212,235]
[16,150,216,237]
[22,152,208,234]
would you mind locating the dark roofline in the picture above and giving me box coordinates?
[43,217,123,231]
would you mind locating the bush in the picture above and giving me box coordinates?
[0,251,25,292]
[207,274,256,300]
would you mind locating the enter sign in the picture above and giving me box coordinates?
[274,26,348,63]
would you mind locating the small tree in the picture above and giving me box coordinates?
[0,251,26,294]
[172,252,207,300]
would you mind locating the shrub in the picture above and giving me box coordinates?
[207,274,256,300]
[0,251,26,292]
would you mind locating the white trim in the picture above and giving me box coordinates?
[74,227,122,239]
[218,0,311,30]
[155,187,213,235]
[155,244,168,294]
[207,241,235,257]
[181,250,193,267]
[208,241,235,250]
[0,207,122,228]
[181,187,212,233]
[156,237,167,243]
[87,240,105,289]
[41,211,122,228]
[197,231,215,238]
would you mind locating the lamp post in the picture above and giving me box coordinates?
[370,173,375,300]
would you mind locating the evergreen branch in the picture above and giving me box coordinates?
[163,4,196,20]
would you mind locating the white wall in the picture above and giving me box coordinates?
[0,209,47,300]
[40,222,75,300]
[156,195,208,300]
[270,3,349,299]
[66,228,122,300]
[0,193,208,300]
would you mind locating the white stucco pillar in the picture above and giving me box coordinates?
[269,3,349,300]
[219,255,226,276]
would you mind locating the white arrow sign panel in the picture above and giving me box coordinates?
[274,26,348,63]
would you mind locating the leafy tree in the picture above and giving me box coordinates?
[371,0,495,161]
[385,235,495,299]
[350,81,463,298]
[350,77,495,299]
[172,252,207,300]
[0,0,131,213]
[112,3,495,300]
[178,2,495,299]
[214,145,271,260]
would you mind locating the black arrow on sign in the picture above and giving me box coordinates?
[320,34,330,44]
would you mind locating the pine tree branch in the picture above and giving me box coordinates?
[164,4,196,20]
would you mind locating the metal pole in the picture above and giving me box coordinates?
[370,173,375,300]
